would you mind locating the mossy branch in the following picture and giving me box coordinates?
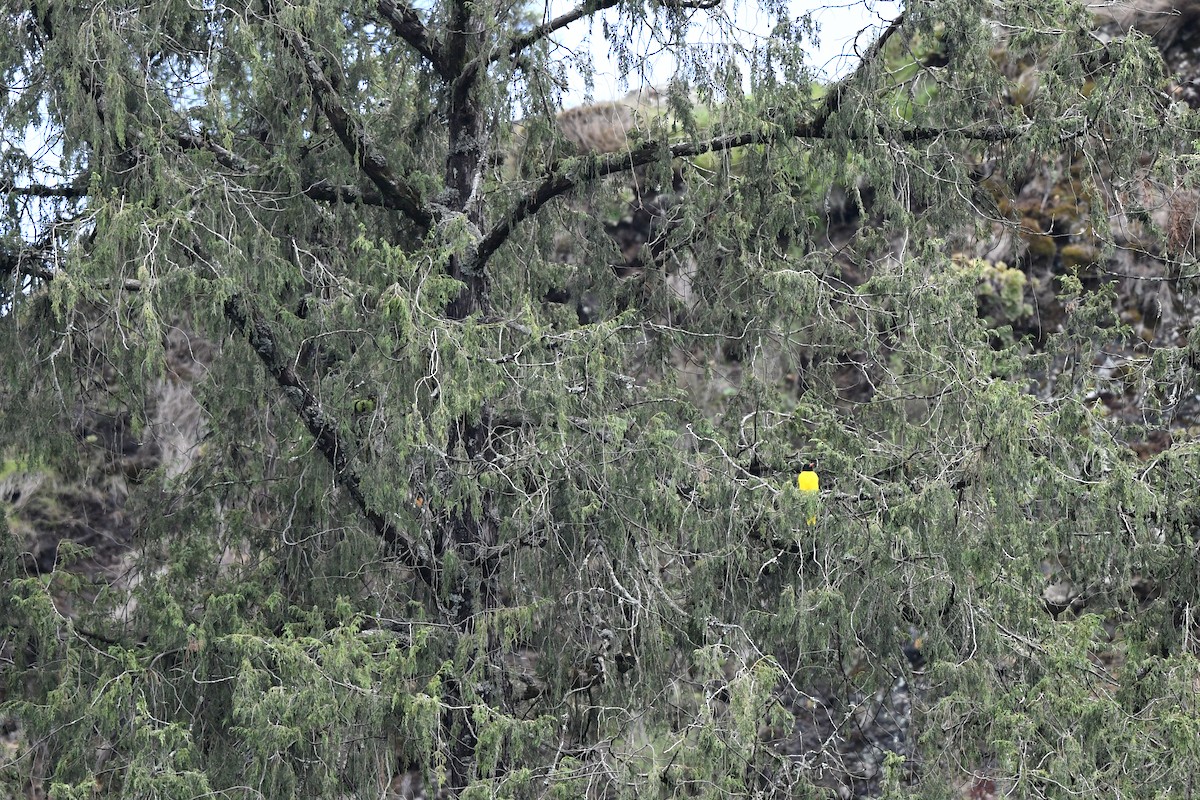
[376,0,447,76]
[272,5,433,232]
[223,294,439,589]
[473,118,1025,270]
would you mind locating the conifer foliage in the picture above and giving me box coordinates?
[2,0,1200,796]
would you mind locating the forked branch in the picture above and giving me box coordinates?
[376,0,448,76]
[273,8,433,231]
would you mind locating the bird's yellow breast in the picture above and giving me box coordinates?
[798,470,819,492]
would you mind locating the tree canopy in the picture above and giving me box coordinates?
[3,0,1200,797]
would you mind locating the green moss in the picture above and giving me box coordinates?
[1060,243,1099,268]
[1049,201,1086,228]
[1024,231,1058,259]
[952,255,1033,320]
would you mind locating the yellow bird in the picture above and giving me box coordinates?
[797,460,819,525]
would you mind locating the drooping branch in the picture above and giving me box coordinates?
[223,294,439,589]
[501,0,624,63]
[19,1,441,590]
[11,239,439,584]
[376,0,448,77]
[274,12,433,232]
[472,118,1027,270]
[3,223,141,290]
[476,12,911,268]
[821,12,907,117]
[475,14,908,268]
[473,8,1065,270]
[27,4,405,220]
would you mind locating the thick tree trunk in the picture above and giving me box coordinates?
[438,2,501,790]
[444,0,489,319]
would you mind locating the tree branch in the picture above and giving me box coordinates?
[501,0,623,63]
[376,0,447,77]
[176,130,257,174]
[474,15,916,267]
[303,180,397,209]
[274,10,433,232]
[821,12,906,116]
[0,151,410,215]
[473,9,1040,269]
[9,257,140,292]
[473,117,1026,270]
[10,241,437,584]
[0,245,51,282]
[0,180,89,199]
[36,0,425,222]
[19,1,440,588]
[223,294,439,589]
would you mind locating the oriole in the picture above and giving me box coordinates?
[798,460,819,525]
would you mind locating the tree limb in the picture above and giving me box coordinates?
[0,159,412,215]
[474,14,913,267]
[376,0,447,77]
[8,240,438,584]
[473,118,1026,270]
[303,180,399,210]
[473,9,1040,269]
[501,0,623,63]
[20,0,440,589]
[0,246,51,282]
[273,9,433,232]
[0,180,89,199]
[176,130,257,174]
[223,294,439,589]
[821,12,906,117]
